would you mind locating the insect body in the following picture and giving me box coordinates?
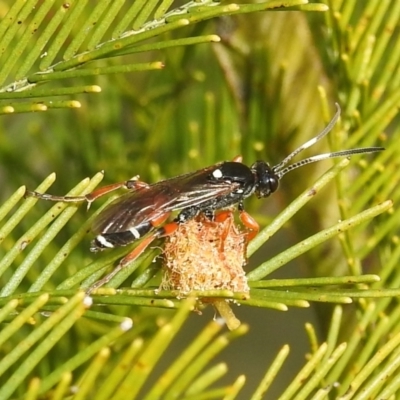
[90,160,263,252]
[27,104,384,292]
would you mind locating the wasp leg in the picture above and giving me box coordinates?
[87,220,179,294]
[200,209,237,249]
[214,210,234,237]
[86,233,160,294]
[239,210,259,240]
[86,178,149,202]
[198,210,235,252]
[214,210,235,252]
[214,210,234,223]
[26,178,149,209]
[25,191,90,203]
[237,202,259,240]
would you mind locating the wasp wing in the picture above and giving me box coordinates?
[91,164,240,234]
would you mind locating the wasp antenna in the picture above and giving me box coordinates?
[276,146,384,178]
[273,103,341,174]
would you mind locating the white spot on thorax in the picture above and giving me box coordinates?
[212,169,223,179]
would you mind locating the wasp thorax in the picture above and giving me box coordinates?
[251,160,280,198]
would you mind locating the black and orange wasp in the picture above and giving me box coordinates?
[27,105,384,292]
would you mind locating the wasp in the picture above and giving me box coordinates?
[27,104,384,292]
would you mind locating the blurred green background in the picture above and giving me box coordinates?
[0,0,399,398]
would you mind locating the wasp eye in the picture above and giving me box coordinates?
[251,161,280,198]
[268,175,279,194]
[256,175,279,198]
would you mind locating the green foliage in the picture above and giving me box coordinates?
[0,0,399,398]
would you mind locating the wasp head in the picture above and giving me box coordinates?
[251,160,280,198]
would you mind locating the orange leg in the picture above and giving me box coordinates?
[150,212,171,227]
[214,209,259,241]
[86,234,159,294]
[87,218,179,294]
[26,178,149,209]
[214,210,234,223]
[86,178,149,203]
[213,210,234,249]
[239,210,259,241]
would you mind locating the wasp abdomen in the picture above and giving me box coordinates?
[91,223,151,252]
